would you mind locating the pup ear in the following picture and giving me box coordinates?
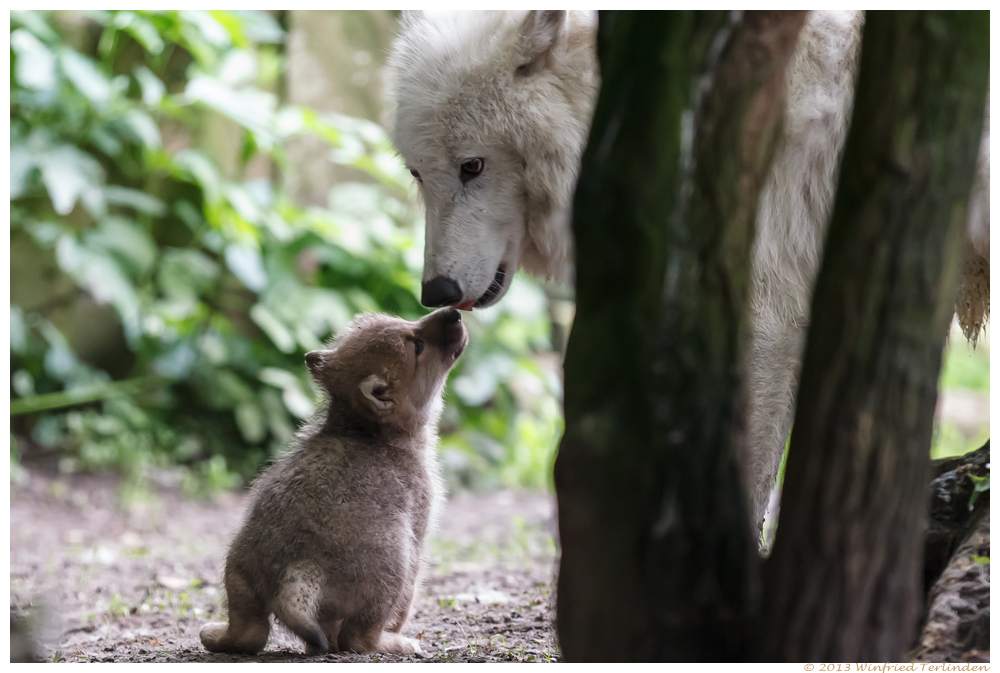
[359,374,394,413]
[516,10,566,73]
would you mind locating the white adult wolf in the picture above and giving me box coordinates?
[387,10,990,533]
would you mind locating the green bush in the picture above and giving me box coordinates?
[9,10,562,495]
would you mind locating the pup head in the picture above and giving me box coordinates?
[387,10,598,310]
[305,308,467,434]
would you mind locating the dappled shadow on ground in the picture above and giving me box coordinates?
[10,470,560,663]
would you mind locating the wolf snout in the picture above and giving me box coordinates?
[424,307,467,358]
[440,307,462,325]
[421,276,463,308]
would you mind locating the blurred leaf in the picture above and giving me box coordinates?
[9,144,36,199]
[250,305,295,353]
[11,29,57,92]
[120,110,162,149]
[181,11,231,48]
[88,217,158,276]
[12,369,36,398]
[184,76,276,146]
[134,66,165,106]
[174,150,222,205]
[259,387,294,443]
[113,11,164,55]
[230,11,285,44]
[10,11,61,43]
[58,49,111,109]
[259,367,315,419]
[104,186,167,216]
[218,49,257,86]
[234,400,266,443]
[158,248,219,299]
[226,243,268,292]
[10,306,28,355]
[152,342,197,379]
[55,235,143,341]
[40,145,105,216]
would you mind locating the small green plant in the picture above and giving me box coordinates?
[968,473,990,509]
[108,593,131,618]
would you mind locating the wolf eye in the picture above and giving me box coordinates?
[413,339,424,356]
[460,158,484,183]
[409,168,422,182]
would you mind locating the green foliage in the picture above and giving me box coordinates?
[931,326,989,459]
[10,10,561,494]
[939,330,990,392]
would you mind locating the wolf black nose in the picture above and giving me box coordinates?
[422,276,463,307]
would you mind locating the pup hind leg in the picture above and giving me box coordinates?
[272,564,328,656]
[339,619,422,655]
[319,615,344,654]
[200,570,270,654]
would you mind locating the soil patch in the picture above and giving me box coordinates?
[10,469,560,663]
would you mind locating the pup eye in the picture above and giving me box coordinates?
[413,339,424,356]
[409,168,422,182]
[459,158,484,183]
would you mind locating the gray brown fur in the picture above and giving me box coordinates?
[199,308,467,656]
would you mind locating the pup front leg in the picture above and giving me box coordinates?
[387,577,417,633]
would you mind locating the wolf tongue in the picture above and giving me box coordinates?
[456,300,476,311]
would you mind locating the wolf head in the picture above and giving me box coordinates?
[306,308,467,435]
[387,10,598,309]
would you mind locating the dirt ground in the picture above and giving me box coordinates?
[9,468,561,663]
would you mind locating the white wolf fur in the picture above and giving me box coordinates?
[387,11,991,533]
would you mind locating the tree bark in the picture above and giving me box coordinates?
[924,440,990,595]
[555,10,806,662]
[763,11,989,662]
[913,512,990,663]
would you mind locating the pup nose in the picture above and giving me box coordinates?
[421,276,463,307]
[441,307,462,324]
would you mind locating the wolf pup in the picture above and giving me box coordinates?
[199,308,467,656]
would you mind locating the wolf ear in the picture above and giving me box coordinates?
[359,374,394,413]
[400,10,424,28]
[516,10,566,74]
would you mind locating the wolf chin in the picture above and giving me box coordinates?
[387,11,990,534]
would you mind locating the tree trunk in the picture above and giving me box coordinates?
[763,11,989,662]
[555,11,806,662]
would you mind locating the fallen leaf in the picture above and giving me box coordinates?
[416,631,424,639]
[149,638,162,647]
[156,575,189,591]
